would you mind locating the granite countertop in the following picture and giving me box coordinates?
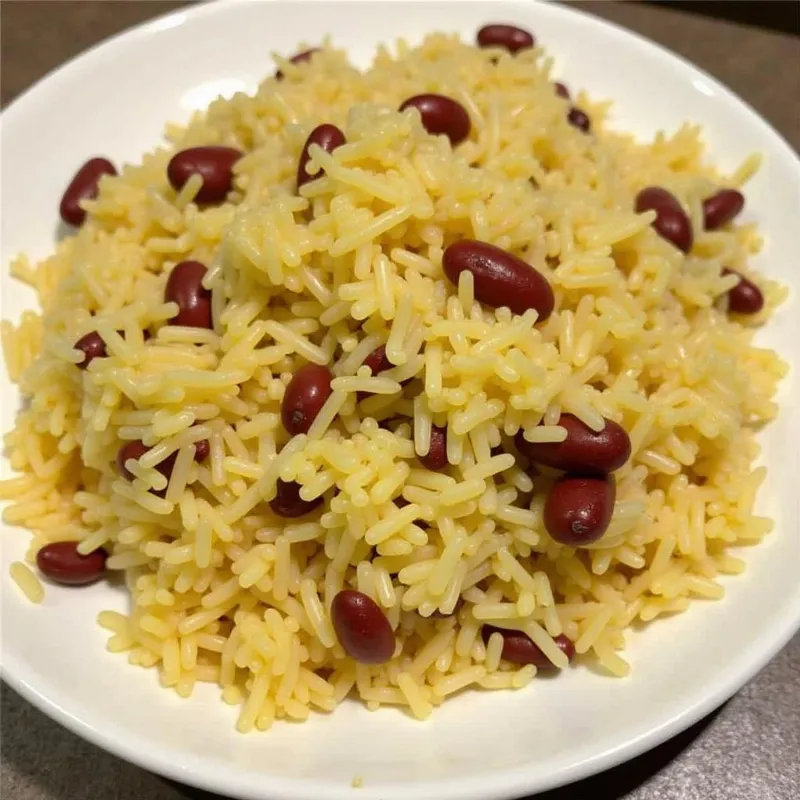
[1,2,799,799]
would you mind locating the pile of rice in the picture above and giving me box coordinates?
[0,32,787,731]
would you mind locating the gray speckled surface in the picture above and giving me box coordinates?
[1,2,799,799]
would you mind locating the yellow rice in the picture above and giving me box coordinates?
[0,32,787,731]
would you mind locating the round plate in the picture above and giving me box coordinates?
[2,2,799,799]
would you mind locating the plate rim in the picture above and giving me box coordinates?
[2,1,800,799]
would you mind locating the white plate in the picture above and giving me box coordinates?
[2,1,799,799]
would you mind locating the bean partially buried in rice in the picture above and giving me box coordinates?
[443,239,554,319]
[59,157,117,226]
[297,123,346,189]
[482,626,575,669]
[399,94,471,146]
[516,415,631,475]
[167,146,242,204]
[1,25,784,733]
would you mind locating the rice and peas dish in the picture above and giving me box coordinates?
[1,22,787,731]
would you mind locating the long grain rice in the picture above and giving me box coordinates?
[0,28,786,733]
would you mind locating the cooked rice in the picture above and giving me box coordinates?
[10,561,44,604]
[0,32,787,730]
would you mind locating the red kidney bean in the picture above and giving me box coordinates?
[363,344,392,375]
[36,541,107,586]
[360,344,414,393]
[331,589,395,664]
[59,158,117,226]
[74,328,150,369]
[399,94,471,147]
[357,345,393,402]
[443,239,554,320]
[567,107,591,133]
[419,425,448,471]
[723,268,764,314]
[703,189,744,231]
[116,439,208,482]
[193,439,211,462]
[281,364,333,435]
[635,187,693,253]
[482,625,575,668]
[476,24,535,53]
[74,331,107,369]
[165,260,212,329]
[167,146,242,204]
[116,440,151,481]
[515,414,630,475]
[275,48,320,80]
[544,475,615,546]
[554,82,570,100]
[270,479,324,518]
[297,124,346,189]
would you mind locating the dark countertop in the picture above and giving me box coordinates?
[1,2,798,799]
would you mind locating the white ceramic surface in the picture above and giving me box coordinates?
[2,2,799,799]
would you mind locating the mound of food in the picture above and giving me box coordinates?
[1,23,785,731]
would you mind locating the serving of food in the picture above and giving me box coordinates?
[0,15,789,737]
[5,3,800,797]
